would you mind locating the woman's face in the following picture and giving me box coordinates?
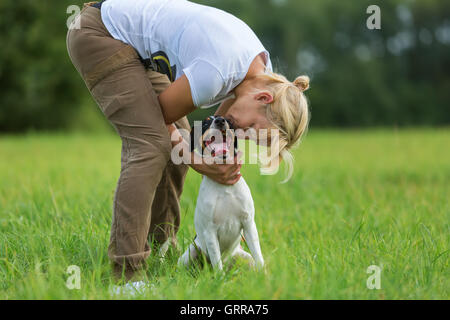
[224,81,274,141]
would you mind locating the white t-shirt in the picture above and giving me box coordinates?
[101,0,273,108]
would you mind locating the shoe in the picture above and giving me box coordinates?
[109,281,156,297]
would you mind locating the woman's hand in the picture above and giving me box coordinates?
[190,152,243,185]
[167,124,243,185]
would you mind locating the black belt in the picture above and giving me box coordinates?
[91,0,105,9]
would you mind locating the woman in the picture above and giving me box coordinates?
[67,0,309,281]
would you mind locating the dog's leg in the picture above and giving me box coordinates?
[203,230,223,271]
[230,245,255,267]
[242,220,264,270]
[177,243,198,267]
[158,238,171,261]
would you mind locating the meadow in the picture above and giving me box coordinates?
[0,129,448,299]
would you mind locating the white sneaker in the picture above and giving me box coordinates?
[110,281,156,297]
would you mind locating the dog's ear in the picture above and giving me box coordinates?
[190,125,196,152]
[191,117,215,154]
[190,120,206,153]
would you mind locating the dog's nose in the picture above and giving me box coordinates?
[214,117,225,126]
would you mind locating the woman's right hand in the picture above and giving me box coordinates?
[189,151,243,185]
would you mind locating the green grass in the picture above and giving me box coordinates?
[0,129,448,299]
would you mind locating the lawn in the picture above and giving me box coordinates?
[0,129,448,299]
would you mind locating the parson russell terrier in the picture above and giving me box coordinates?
[178,116,264,271]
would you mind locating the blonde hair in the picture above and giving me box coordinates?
[256,72,310,183]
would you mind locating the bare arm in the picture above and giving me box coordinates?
[158,75,196,124]
[159,75,235,125]
[161,77,242,185]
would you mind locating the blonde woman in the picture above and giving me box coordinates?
[67,0,309,282]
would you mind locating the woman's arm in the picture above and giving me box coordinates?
[158,75,196,124]
[162,76,242,185]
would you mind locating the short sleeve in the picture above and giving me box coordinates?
[183,59,225,108]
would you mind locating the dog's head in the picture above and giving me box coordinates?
[190,116,238,159]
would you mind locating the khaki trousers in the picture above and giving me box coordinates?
[67,5,190,280]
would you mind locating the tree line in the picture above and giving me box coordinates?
[0,0,449,132]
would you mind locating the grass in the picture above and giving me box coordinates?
[0,128,448,299]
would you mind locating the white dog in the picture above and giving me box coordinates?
[178,116,264,271]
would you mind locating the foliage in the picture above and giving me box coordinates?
[0,0,449,132]
[0,1,87,132]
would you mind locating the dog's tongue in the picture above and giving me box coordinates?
[210,141,229,156]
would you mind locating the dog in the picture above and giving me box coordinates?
[178,116,264,271]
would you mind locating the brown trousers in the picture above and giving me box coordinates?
[66,5,190,280]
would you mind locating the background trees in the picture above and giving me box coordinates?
[1,0,449,132]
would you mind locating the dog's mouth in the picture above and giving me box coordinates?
[204,129,233,157]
